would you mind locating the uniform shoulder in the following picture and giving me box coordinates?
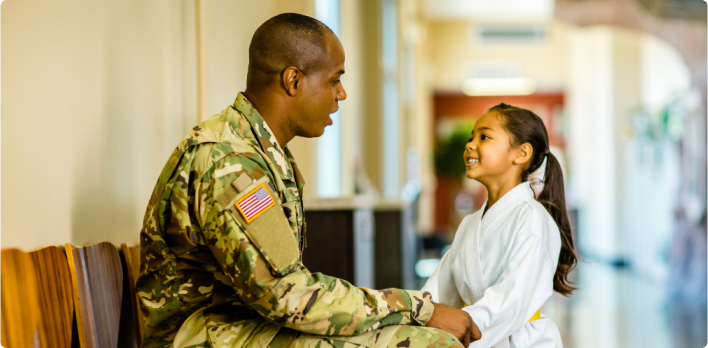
[184,105,263,176]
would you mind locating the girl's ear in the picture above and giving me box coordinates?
[514,143,533,165]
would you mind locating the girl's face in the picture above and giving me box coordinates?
[464,112,519,185]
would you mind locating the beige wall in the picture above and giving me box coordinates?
[402,0,436,233]
[1,0,315,250]
[2,0,425,250]
[337,0,366,197]
[2,0,199,250]
[426,19,574,92]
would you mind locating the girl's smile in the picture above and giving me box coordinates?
[465,156,479,167]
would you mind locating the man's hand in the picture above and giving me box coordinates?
[425,303,482,347]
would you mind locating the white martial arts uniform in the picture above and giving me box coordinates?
[422,182,563,348]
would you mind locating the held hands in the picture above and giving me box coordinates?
[425,303,482,347]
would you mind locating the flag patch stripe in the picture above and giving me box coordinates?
[235,184,275,222]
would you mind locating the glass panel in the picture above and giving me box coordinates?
[382,0,399,199]
[315,0,341,198]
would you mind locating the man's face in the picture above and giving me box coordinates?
[293,32,347,138]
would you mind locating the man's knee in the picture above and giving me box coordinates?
[387,326,464,348]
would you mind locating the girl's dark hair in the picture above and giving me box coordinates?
[488,103,578,296]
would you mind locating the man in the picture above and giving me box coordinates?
[137,13,481,348]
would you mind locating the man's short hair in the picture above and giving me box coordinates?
[247,13,334,91]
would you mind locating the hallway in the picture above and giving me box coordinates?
[545,261,706,348]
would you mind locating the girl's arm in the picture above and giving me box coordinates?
[464,214,559,347]
[421,251,451,302]
[422,215,473,307]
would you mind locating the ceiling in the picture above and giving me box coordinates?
[423,0,705,22]
[636,0,706,22]
[422,0,555,21]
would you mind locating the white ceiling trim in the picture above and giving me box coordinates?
[423,0,555,21]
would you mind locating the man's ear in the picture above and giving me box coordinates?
[282,66,303,96]
[514,143,533,165]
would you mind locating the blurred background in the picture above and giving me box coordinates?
[2,0,706,347]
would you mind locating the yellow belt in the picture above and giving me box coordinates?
[528,310,541,322]
[465,303,541,322]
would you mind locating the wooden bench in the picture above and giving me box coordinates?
[1,248,44,348]
[1,242,143,348]
[30,246,74,348]
[65,242,124,348]
[121,243,144,347]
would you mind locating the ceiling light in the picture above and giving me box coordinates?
[461,77,537,96]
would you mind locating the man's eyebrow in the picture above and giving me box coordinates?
[337,69,345,75]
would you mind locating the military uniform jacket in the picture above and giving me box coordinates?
[137,93,435,348]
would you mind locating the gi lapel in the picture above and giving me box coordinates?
[464,208,488,303]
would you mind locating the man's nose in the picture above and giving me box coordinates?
[337,83,347,101]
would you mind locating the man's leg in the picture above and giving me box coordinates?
[384,325,465,348]
[276,325,464,348]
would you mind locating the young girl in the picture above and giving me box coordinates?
[422,103,577,348]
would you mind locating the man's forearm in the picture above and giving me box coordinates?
[245,269,435,336]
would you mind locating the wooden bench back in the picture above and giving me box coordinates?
[1,248,44,348]
[121,243,144,347]
[65,242,123,348]
[29,246,74,348]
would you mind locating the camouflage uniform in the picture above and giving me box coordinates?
[137,93,462,348]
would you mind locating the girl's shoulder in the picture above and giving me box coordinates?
[512,197,560,240]
[454,210,483,234]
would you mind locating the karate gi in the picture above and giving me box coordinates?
[423,182,563,348]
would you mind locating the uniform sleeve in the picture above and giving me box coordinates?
[196,154,435,336]
[463,215,557,348]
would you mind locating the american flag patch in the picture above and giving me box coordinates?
[235,184,275,223]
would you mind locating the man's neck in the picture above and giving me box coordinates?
[243,90,294,146]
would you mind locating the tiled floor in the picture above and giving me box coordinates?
[542,262,707,348]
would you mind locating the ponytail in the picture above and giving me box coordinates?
[537,152,577,296]
[488,103,578,296]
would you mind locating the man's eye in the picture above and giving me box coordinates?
[333,80,340,85]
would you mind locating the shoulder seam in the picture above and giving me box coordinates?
[205,152,263,175]
[526,234,555,272]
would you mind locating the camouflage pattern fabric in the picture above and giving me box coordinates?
[137,93,447,348]
[284,324,464,348]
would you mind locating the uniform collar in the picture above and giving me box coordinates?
[479,182,534,236]
[233,92,304,185]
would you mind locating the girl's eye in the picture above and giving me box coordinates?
[481,134,490,140]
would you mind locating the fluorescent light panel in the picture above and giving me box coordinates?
[462,77,537,96]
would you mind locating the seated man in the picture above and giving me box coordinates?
[136,13,481,348]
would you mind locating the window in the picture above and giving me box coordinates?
[382,0,400,199]
[315,0,342,197]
